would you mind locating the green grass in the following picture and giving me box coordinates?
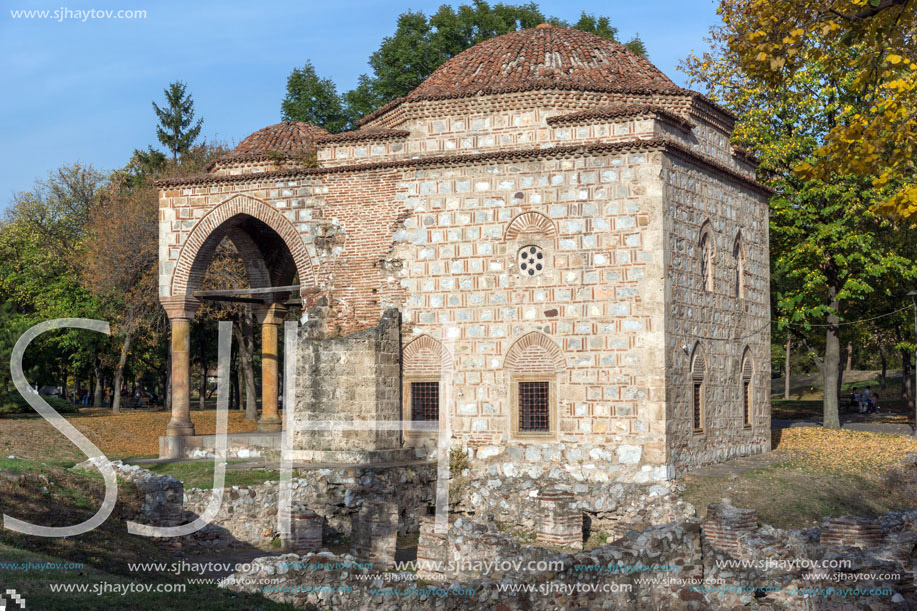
[0,543,295,610]
[0,457,77,472]
[680,459,907,529]
[140,461,281,489]
[0,391,79,416]
[0,457,293,610]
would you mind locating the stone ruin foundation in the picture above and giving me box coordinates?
[91,458,917,608]
[700,502,757,554]
[350,499,399,569]
[280,503,323,553]
[535,489,583,549]
[819,516,884,548]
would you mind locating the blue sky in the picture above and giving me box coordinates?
[0,0,719,201]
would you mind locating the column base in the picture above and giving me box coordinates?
[257,417,282,433]
[166,421,195,437]
[159,435,186,459]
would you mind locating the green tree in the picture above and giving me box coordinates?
[152,81,204,161]
[281,61,351,133]
[0,164,108,402]
[682,25,917,428]
[284,2,647,130]
[347,2,646,117]
[717,0,917,223]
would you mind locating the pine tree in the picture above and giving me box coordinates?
[152,81,203,161]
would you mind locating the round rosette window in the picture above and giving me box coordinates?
[517,245,545,276]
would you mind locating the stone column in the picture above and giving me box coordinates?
[161,297,200,438]
[159,297,199,459]
[257,303,286,432]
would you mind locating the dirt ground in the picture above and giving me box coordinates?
[0,408,259,463]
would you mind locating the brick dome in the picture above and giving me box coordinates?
[406,24,678,100]
[226,121,330,161]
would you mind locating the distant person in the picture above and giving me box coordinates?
[871,391,880,414]
[861,386,872,414]
[853,388,863,413]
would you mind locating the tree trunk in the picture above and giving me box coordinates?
[233,315,259,420]
[229,361,239,411]
[902,348,913,403]
[823,287,841,429]
[198,323,207,411]
[92,362,103,407]
[111,333,132,413]
[845,342,853,372]
[837,346,846,412]
[784,332,792,400]
[879,346,887,390]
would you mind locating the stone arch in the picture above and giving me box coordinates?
[740,346,754,379]
[170,194,315,297]
[403,335,453,377]
[504,211,557,242]
[504,332,565,374]
[691,343,707,380]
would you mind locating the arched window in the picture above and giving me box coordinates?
[691,345,707,432]
[504,332,565,439]
[734,234,746,301]
[402,336,452,438]
[741,350,754,428]
[699,223,714,293]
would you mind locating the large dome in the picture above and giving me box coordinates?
[406,24,679,100]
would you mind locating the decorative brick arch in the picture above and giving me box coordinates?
[741,347,754,379]
[504,211,557,241]
[403,335,453,377]
[504,332,565,374]
[170,194,315,297]
[691,343,707,380]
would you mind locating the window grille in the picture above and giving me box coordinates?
[518,381,550,432]
[410,382,439,421]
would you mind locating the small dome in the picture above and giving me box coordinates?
[226,121,330,161]
[406,25,678,100]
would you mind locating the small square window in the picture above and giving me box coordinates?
[519,381,550,432]
[410,382,439,421]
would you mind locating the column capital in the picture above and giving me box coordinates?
[256,302,288,326]
[160,295,201,320]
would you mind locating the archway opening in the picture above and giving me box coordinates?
[162,205,313,451]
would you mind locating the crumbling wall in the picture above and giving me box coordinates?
[291,306,410,463]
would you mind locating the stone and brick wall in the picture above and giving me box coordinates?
[662,154,771,474]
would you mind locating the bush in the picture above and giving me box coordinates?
[0,391,79,416]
